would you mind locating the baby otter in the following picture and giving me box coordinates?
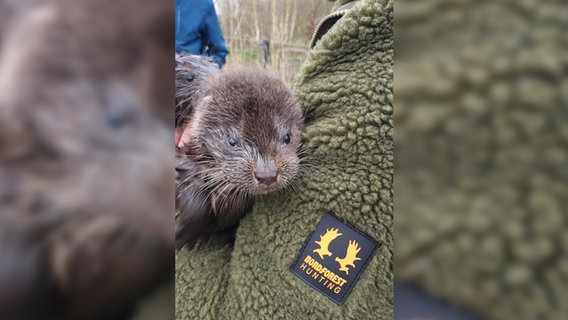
[0,0,175,318]
[175,53,218,148]
[175,52,218,127]
[175,71,304,250]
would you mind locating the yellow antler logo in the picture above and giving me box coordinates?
[313,228,342,259]
[335,240,361,275]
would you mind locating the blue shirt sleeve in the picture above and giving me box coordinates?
[201,3,229,68]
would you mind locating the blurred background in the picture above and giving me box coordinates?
[395,0,567,319]
[213,0,334,82]
[0,0,174,319]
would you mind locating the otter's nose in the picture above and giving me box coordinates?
[255,171,278,186]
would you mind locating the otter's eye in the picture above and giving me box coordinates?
[228,137,237,147]
[104,107,132,129]
[283,133,291,144]
[185,75,194,82]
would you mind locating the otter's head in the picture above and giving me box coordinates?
[175,53,218,127]
[190,71,303,196]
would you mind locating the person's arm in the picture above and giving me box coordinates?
[202,3,228,68]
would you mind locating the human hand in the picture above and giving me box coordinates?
[175,122,192,148]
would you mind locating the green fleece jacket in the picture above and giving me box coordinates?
[176,0,393,318]
[395,1,567,319]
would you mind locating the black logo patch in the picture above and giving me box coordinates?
[290,211,379,305]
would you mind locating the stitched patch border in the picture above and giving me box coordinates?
[290,211,380,305]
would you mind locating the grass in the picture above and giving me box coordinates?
[224,41,309,86]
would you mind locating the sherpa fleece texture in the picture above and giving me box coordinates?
[395,0,568,319]
[175,0,393,319]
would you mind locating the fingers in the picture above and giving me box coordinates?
[175,122,192,148]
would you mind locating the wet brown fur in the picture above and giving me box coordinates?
[0,0,174,319]
[175,71,303,250]
[175,52,218,127]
